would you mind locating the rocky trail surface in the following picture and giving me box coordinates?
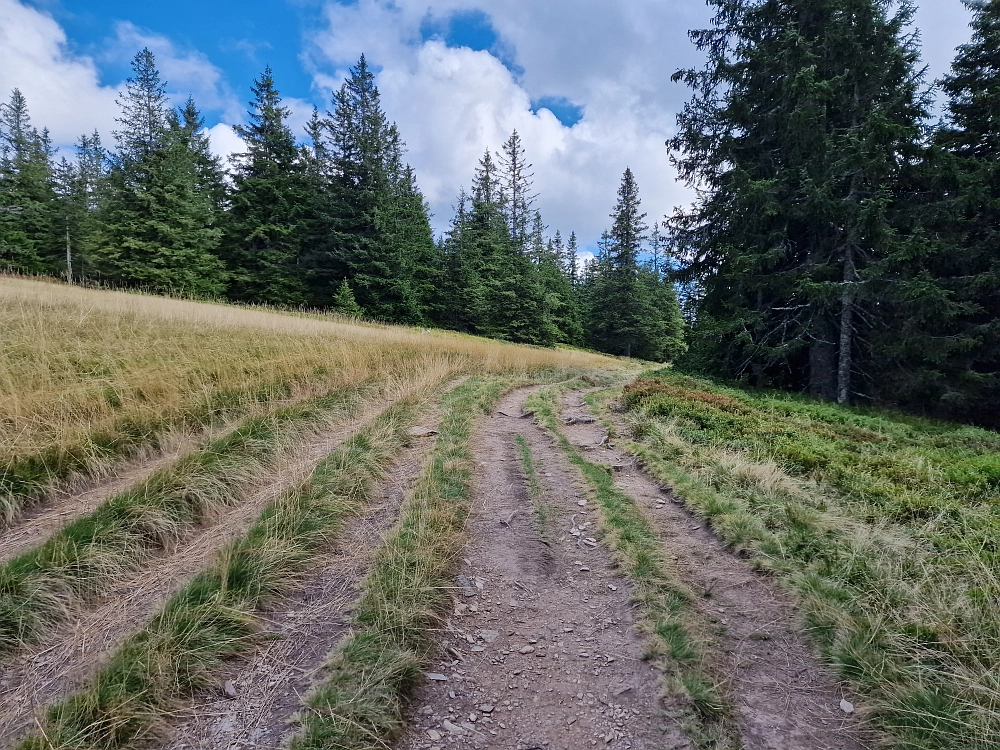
[397,387,682,750]
[559,389,870,750]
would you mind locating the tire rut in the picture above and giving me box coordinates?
[397,386,682,750]
[161,404,443,750]
[0,439,200,564]
[0,399,407,748]
[560,389,871,750]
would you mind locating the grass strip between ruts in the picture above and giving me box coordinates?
[16,396,424,750]
[0,379,385,654]
[515,434,555,547]
[289,377,508,750]
[524,383,739,750]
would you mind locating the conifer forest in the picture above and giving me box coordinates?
[2,0,999,428]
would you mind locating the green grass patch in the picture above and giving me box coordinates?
[515,434,553,541]
[0,381,389,654]
[525,384,737,749]
[15,397,422,750]
[617,368,1000,750]
[290,377,507,750]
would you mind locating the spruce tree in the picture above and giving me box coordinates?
[881,0,1000,424]
[498,129,536,251]
[0,89,60,274]
[94,50,225,295]
[588,168,684,360]
[326,56,435,322]
[669,0,927,400]
[222,66,309,305]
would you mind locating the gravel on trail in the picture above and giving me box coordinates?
[559,389,871,750]
[397,386,684,750]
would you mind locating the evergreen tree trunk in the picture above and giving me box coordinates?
[837,245,856,404]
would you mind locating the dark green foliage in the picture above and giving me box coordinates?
[221,67,309,305]
[586,169,686,361]
[436,150,551,344]
[331,278,364,317]
[94,49,225,296]
[0,89,60,274]
[869,0,1000,426]
[669,0,927,401]
[323,56,437,322]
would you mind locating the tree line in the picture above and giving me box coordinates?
[669,0,1000,427]
[0,50,685,361]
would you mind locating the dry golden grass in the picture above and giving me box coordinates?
[0,276,615,512]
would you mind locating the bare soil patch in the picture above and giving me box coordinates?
[561,389,871,750]
[162,409,442,750]
[0,399,405,747]
[397,387,683,750]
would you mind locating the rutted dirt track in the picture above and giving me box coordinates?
[560,389,870,750]
[0,439,198,562]
[0,395,417,747]
[164,409,442,750]
[398,387,681,750]
[397,385,868,750]
[0,379,872,750]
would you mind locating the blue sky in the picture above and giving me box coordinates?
[1,0,976,250]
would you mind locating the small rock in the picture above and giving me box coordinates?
[579,566,591,572]
[519,645,536,654]
[456,574,478,597]
[478,629,500,643]
[577,500,587,507]
[840,699,855,714]
[479,704,494,713]
[427,729,442,741]
[471,646,486,652]
[408,426,439,437]
[426,673,449,681]
[222,680,237,699]
[442,719,465,735]
[608,584,618,591]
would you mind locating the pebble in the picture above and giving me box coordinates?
[840,699,855,714]
[426,673,449,681]
[519,645,536,654]
[427,729,442,741]
[222,680,237,699]
[442,719,465,734]
[577,500,587,506]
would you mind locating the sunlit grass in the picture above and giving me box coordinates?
[0,276,613,519]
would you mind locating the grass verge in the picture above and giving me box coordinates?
[0,380,389,653]
[524,383,737,749]
[15,396,424,750]
[615,368,1000,750]
[289,377,507,750]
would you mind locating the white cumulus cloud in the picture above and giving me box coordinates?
[0,0,118,148]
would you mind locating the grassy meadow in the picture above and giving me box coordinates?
[0,276,612,521]
[615,369,1000,749]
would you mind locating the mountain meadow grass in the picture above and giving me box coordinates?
[0,276,612,522]
[616,368,1000,750]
